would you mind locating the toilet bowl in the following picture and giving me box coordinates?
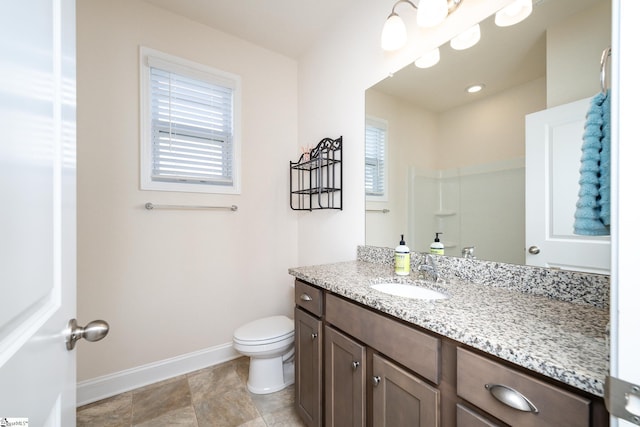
[233,315,295,394]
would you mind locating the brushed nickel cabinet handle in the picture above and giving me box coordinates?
[485,384,539,413]
[372,376,381,386]
[300,293,313,301]
[352,361,360,370]
[311,332,318,340]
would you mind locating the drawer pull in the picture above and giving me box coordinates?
[485,384,539,413]
[311,332,318,340]
[300,293,313,301]
[372,375,381,386]
[352,361,360,370]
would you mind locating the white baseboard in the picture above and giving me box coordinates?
[76,342,240,407]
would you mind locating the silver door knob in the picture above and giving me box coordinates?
[528,246,540,255]
[372,375,381,386]
[66,318,109,350]
[352,361,360,370]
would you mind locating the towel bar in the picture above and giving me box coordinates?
[144,202,238,211]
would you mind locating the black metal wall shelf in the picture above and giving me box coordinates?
[290,136,342,211]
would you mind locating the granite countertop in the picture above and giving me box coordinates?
[289,260,609,397]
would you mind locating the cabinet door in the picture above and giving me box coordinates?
[372,353,440,427]
[325,325,366,427]
[295,307,323,427]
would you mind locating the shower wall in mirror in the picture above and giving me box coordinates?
[365,0,611,268]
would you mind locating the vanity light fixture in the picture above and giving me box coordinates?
[450,23,481,50]
[495,0,533,27]
[381,0,464,51]
[466,83,485,93]
[414,47,441,68]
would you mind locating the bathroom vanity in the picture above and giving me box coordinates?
[290,247,610,427]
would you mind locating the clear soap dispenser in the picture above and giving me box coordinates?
[395,234,410,276]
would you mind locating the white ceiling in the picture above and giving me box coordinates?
[143,0,357,59]
[143,0,605,112]
[371,0,604,112]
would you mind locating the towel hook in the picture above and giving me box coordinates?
[600,47,611,94]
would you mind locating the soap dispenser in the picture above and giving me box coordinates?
[394,234,410,276]
[430,232,444,255]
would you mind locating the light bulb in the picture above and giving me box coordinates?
[450,23,481,50]
[495,0,533,27]
[416,0,448,28]
[381,13,407,51]
[414,48,440,68]
[466,84,485,93]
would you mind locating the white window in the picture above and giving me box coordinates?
[140,47,241,194]
[365,117,387,200]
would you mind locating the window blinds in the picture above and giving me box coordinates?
[365,121,386,196]
[149,62,234,186]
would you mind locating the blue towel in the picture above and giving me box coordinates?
[574,90,610,236]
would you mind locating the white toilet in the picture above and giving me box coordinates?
[233,315,295,394]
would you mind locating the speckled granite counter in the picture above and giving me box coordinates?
[289,250,609,398]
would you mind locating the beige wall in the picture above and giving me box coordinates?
[296,0,510,266]
[76,0,298,381]
[365,78,544,254]
[547,0,611,107]
[438,77,546,169]
[352,0,609,255]
[365,90,438,248]
[75,0,513,387]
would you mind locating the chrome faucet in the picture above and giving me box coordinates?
[418,254,439,282]
[462,246,476,259]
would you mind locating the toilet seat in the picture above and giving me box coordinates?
[233,315,294,346]
[232,315,295,394]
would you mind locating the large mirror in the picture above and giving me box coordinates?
[365,0,611,270]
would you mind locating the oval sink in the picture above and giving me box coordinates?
[371,283,448,300]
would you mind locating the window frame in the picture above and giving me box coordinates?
[365,116,388,201]
[139,46,242,194]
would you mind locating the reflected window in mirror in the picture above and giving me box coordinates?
[365,117,388,201]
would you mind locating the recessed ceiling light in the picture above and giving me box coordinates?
[466,84,485,93]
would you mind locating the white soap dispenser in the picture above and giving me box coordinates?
[430,232,444,255]
[394,234,410,276]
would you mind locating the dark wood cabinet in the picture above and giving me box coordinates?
[457,347,591,427]
[371,353,440,427]
[295,306,323,427]
[293,279,607,427]
[324,325,366,427]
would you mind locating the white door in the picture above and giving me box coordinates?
[610,1,640,426]
[525,98,611,274]
[0,0,77,424]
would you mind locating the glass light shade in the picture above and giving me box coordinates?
[414,48,440,68]
[380,13,407,50]
[381,14,408,51]
[416,0,448,28]
[495,0,533,27]
[450,23,481,50]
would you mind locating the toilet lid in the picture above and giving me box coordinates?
[234,315,294,342]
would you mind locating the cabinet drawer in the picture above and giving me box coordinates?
[325,293,440,384]
[295,280,323,317]
[456,404,503,427]
[457,348,590,427]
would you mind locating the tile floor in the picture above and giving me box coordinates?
[76,357,305,427]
